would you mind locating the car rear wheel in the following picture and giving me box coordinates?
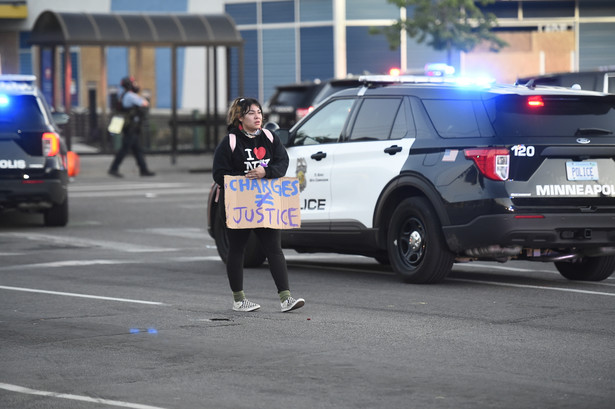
[387,197,454,284]
[44,198,68,227]
[554,255,615,281]
[213,204,266,268]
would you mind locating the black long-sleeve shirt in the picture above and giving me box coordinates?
[212,127,289,187]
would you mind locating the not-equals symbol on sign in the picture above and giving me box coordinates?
[255,192,274,207]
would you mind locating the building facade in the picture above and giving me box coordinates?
[1,0,614,110]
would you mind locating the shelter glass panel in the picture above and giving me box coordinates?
[120,15,155,42]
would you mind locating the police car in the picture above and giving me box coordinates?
[208,75,615,283]
[0,75,76,226]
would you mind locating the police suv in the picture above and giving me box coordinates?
[208,75,615,283]
[0,75,74,226]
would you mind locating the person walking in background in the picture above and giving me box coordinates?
[108,76,155,178]
[212,97,305,313]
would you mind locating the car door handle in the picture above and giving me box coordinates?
[311,151,327,161]
[384,145,402,155]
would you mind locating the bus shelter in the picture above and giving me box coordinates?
[28,10,244,161]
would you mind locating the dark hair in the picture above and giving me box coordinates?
[227,97,262,130]
[120,76,134,90]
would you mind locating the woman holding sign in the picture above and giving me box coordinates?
[212,97,305,313]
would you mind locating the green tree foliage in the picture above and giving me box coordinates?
[374,0,507,65]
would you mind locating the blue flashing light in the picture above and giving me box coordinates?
[147,328,158,334]
[129,328,140,334]
[0,94,8,107]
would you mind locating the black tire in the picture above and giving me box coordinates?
[44,198,68,227]
[555,255,615,281]
[387,197,454,284]
[213,204,266,268]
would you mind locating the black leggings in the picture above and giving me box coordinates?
[226,227,289,294]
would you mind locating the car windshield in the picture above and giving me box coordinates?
[0,94,47,132]
[485,95,615,137]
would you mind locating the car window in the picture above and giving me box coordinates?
[349,98,403,141]
[0,95,46,132]
[292,98,354,146]
[422,99,483,138]
[271,87,317,107]
[485,95,615,137]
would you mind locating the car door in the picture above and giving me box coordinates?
[285,98,356,228]
[329,96,416,228]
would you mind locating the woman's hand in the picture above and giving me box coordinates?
[246,166,266,179]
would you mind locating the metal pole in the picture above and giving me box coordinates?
[63,45,72,151]
[171,45,177,164]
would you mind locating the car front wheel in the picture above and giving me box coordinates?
[387,197,454,284]
[555,255,615,281]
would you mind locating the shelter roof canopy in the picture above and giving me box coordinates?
[28,10,243,47]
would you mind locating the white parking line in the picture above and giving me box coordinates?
[0,382,169,409]
[69,182,192,191]
[450,278,615,297]
[0,286,166,305]
[5,232,179,253]
[0,259,139,271]
[69,188,208,198]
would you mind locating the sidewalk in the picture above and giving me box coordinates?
[71,141,214,179]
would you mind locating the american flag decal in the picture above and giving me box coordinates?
[442,149,458,162]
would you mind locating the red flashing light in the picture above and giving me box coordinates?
[42,132,60,156]
[464,148,510,181]
[527,96,544,107]
[296,107,313,119]
[389,68,401,76]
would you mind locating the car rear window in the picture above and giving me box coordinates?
[485,95,615,137]
[422,99,495,138]
[0,94,47,132]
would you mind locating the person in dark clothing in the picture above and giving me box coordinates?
[212,97,305,312]
[108,76,155,178]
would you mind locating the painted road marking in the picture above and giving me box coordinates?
[4,232,179,253]
[0,382,169,409]
[0,259,139,271]
[449,279,615,297]
[0,286,166,305]
[69,188,208,198]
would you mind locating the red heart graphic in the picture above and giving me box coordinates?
[254,147,266,160]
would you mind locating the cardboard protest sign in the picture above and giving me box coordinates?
[224,175,301,229]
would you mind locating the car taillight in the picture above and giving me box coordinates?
[464,148,510,181]
[42,132,60,156]
[296,107,313,120]
[527,95,544,107]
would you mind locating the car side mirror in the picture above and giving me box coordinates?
[52,112,70,125]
